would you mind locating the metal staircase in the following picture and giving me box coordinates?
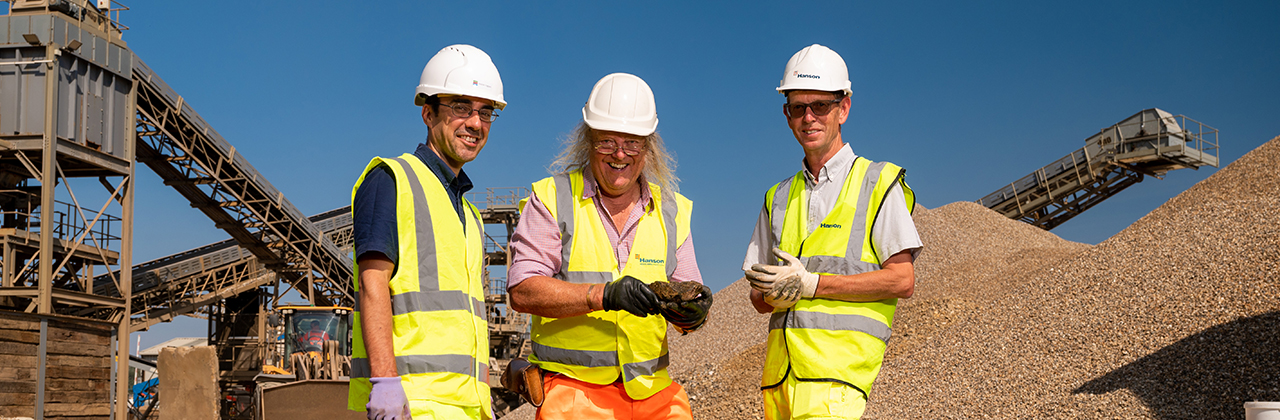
[977,109,1219,230]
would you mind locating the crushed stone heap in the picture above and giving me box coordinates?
[869,135,1280,419]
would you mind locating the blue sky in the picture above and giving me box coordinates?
[24,1,1276,349]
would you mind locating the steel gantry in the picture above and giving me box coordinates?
[977,109,1219,230]
[95,207,353,332]
[131,58,352,308]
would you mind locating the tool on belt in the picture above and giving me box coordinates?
[500,357,545,407]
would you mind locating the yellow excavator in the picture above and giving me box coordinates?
[239,306,362,420]
[261,306,353,380]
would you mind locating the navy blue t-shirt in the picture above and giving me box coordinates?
[352,142,473,265]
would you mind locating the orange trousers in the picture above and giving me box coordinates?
[534,373,692,420]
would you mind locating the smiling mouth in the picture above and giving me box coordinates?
[608,162,628,169]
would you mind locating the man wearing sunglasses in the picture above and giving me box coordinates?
[348,44,505,420]
[742,44,923,420]
[507,73,712,420]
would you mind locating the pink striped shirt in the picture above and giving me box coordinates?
[507,171,703,289]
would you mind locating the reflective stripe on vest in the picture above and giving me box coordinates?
[526,170,692,400]
[351,354,490,379]
[760,157,913,399]
[347,154,490,416]
[768,310,892,344]
[530,342,669,383]
[353,289,484,317]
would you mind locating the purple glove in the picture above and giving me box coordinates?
[367,376,411,420]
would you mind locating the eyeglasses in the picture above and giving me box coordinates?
[783,99,841,119]
[441,102,499,122]
[594,138,646,156]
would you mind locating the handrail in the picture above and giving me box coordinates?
[977,109,1219,230]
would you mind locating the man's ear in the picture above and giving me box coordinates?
[837,96,851,125]
[421,105,433,126]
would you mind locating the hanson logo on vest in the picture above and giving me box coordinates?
[819,222,842,229]
[635,254,665,266]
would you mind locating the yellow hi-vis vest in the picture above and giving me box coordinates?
[760,157,915,401]
[524,170,693,400]
[347,154,492,418]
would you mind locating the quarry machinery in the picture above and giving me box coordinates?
[227,305,354,420]
[130,190,531,419]
[262,305,352,380]
[978,108,1219,230]
[0,2,531,417]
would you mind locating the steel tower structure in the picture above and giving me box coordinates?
[1,1,353,418]
[1,2,136,417]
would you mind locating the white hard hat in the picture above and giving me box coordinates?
[581,73,658,137]
[776,44,852,96]
[415,44,506,110]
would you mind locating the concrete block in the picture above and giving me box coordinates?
[158,346,219,420]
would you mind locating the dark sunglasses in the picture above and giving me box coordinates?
[783,99,841,119]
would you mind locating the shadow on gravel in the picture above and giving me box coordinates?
[1075,311,1280,419]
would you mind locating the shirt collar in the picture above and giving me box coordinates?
[414,142,473,193]
[580,166,654,211]
[803,143,858,185]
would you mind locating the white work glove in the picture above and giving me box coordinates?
[745,248,820,309]
[366,376,412,420]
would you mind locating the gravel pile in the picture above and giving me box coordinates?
[503,135,1280,419]
[867,135,1280,419]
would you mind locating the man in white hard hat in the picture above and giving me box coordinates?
[348,44,505,420]
[506,73,712,420]
[742,44,923,420]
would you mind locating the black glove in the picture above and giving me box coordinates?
[659,283,713,335]
[602,276,661,317]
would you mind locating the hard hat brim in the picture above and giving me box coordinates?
[415,88,507,110]
[776,82,853,97]
[582,107,657,137]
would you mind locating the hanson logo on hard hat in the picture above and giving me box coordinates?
[778,44,852,96]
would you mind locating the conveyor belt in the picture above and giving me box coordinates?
[977,109,1218,230]
[91,204,350,330]
[94,206,351,331]
[124,56,353,309]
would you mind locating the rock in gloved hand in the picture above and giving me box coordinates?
[648,280,708,303]
[648,281,713,335]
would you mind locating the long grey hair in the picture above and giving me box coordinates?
[549,122,679,194]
